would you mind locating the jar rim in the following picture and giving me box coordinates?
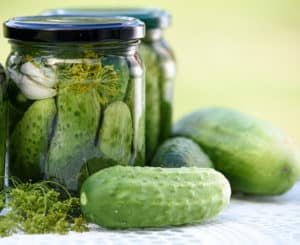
[3,15,145,43]
[42,8,171,30]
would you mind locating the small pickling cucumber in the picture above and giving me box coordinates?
[10,98,56,181]
[80,166,231,229]
[7,80,32,133]
[139,44,161,161]
[133,113,145,166]
[46,84,100,191]
[154,43,176,143]
[173,107,300,195]
[98,101,133,165]
[151,137,213,168]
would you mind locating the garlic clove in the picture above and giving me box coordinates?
[18,75,57,100]
[20,62,56,88]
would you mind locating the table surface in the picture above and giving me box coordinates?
[1,182,300,245]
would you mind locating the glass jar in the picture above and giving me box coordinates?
[0,64,7,190]
[4,16,145,192]
[42,8,176,161]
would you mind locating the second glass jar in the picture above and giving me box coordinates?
[4,16,145,192]
[42,8,176,161]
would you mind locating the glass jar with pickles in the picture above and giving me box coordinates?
[4,16,145,192]
[42,8,176,160]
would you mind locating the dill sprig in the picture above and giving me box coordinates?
[0,179,88,237]
[56,62,119,106]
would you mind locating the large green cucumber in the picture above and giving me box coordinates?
[10,98,56,181]
[173,107,300,195]
[46,85,100,191]
[98,101,132,165]
[139,44,161,160]
[151,137,213,168]
[80,166,231,229]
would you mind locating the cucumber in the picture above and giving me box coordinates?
[133,113,145,166]
[46,85,100,191]
[7,80,32,133]
[151,137,213,168]
[139,44,161,160]
[10,98,56,181]
[124,56,145,166]
[173,107,300,195]
[154,43,176,143]
[159,100,172,142]
[80,166,231,229]
[98,101,132,165]
[8,101,23,134]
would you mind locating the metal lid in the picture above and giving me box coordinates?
[43,8,171,30]
[3,15,145,42]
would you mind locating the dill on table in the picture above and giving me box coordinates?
[0,180,88,237]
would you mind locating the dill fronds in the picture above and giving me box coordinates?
[56,59,120,106]
[0,181,88,237]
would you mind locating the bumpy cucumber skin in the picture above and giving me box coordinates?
[80,166,231,229]
[99,101,133,165]
[151,137,214,168]
[46,86,100,191]
[139,44,161,161]
[173,107,300,195]
[10,98,56,181]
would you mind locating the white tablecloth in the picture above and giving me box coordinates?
[1,182,300,245]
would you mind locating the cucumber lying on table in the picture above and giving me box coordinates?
[151,137,213,168]
[80,166,231,229]
[173,107,300,195]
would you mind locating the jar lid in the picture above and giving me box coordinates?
[42,8,171,30]
[3,16,145,42]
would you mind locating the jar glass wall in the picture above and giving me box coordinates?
[42,8,176,161]
[0,64,7,190]
[4,16,145,192]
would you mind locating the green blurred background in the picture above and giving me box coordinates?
[1,0,300,147]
